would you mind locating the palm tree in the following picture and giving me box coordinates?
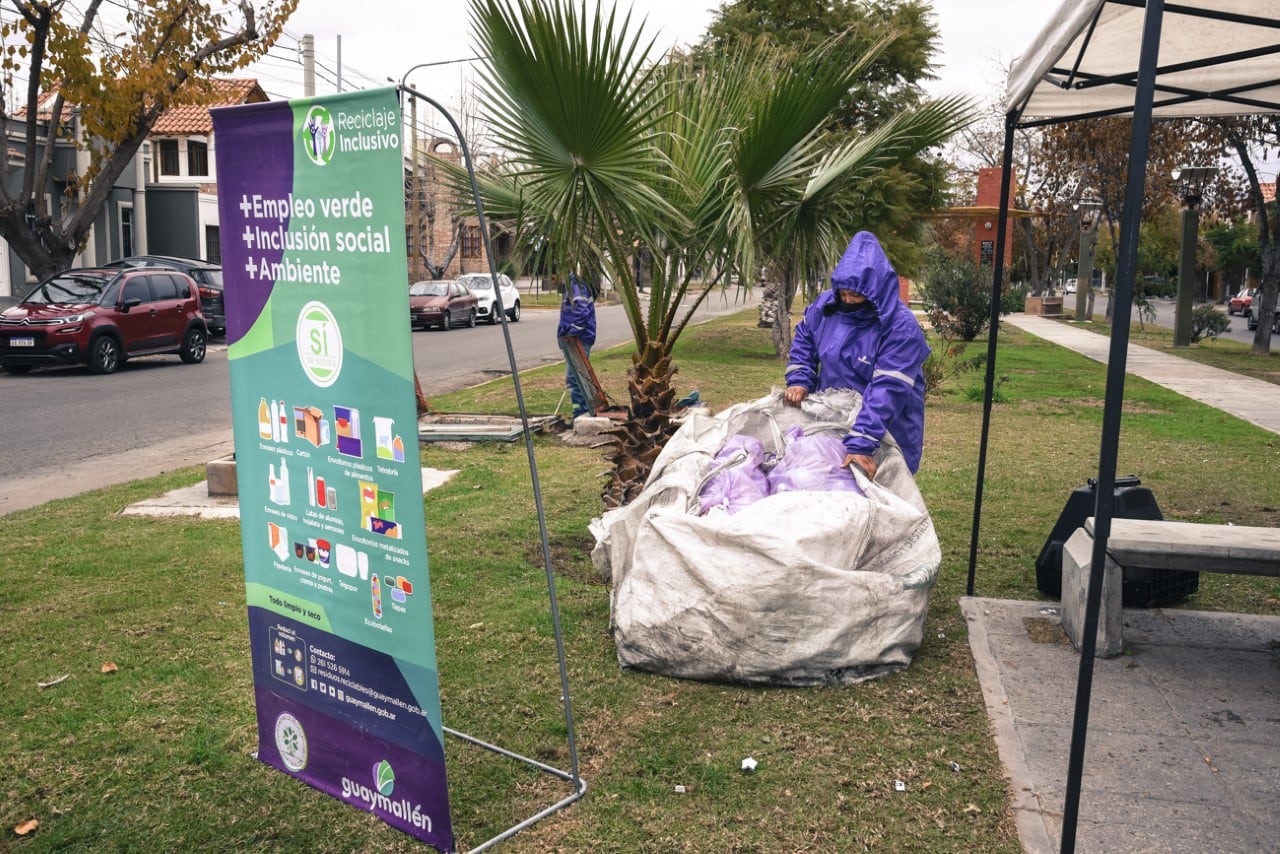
[468,0,976,506]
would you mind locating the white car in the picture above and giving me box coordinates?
[1063,278,1078,294]
[458,273,520,324]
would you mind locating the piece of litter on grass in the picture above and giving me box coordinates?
[894,780,906,792]
[38,674,70,689]
[741,757,757,772]
[100,661,119,674]
[950,761,961,773]
[674,785,687,794]
[15,818,39,836]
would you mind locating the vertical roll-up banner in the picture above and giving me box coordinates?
[212,87,452,851]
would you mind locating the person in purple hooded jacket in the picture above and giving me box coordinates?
[557,272,598,418]
[783,231,930,479]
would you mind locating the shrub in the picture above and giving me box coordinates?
[1000,281,1029,315]
[918,249,1003,341]
[1190,304,1231,342]
[922,332,986,398]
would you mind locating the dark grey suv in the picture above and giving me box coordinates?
[102,255,224,336]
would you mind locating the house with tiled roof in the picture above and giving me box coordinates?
[0,79,268,299]
[143,78,269,263]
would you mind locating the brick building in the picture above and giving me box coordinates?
[404,137,502,281]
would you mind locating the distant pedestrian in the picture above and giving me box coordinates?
[784,231,930,478]
[557,272,598,418]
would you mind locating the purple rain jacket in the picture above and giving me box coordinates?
[784,232,931,472]
[557,273,597,346]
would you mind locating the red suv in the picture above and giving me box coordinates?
[0,268,207,374]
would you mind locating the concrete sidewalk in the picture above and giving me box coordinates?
[968,316,1280,853]
[963,598,1280,854]
[1004,314,1280,435]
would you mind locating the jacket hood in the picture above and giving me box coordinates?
[828,231,901,313]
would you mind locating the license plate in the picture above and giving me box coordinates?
[9,336,34,347]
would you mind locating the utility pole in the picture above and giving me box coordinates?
[1172,166,1217,347]
[301,34,315,97]
[1073,195,1102,322]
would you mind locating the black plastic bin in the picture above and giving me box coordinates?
[1035,476,1199,607]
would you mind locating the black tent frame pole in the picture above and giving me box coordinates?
[1060,1,1166,850]
[965,117,1019,596]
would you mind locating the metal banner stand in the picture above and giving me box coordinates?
[398,78,587,852]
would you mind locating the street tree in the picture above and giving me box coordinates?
[0,0,296,280]
[1202,217,1260,297]
[699,0,937,130]
[1198,116,1280,356]
[697,0,954,351]
[1026,116,1239,321]
[467,0,973,506]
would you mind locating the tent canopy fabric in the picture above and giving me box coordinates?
[1006,0,1280,120]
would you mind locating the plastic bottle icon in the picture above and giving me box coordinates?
[371,574,383,619]
[258,398,272,440]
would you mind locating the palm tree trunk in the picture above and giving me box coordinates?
[770,262,799,357]
[600,342,677,508]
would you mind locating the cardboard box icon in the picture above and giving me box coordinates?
[294,405,324,446]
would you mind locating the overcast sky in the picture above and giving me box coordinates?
[246,1,1061,111]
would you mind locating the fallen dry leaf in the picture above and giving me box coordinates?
[100,661,119,674]
[15,818,39,835]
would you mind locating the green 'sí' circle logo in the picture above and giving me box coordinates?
[301,105,335,166]
[296,301,343,388]
[274,713,308,771]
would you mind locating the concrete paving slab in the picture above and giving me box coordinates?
[962,597,1280,854]
[119,467,460,519]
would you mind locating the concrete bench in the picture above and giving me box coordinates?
[1061,517,1280,656]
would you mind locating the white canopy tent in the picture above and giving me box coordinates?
[963,2,1280,851]
[1007,0,1280,120]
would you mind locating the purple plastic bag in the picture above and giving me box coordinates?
[767,431,864,496]
[699,435,770,515]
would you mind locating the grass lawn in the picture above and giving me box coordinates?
[3,310,1278,852]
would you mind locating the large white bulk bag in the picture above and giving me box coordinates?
[590,389,941,686]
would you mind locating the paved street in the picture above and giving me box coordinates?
[0,279,758,515]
